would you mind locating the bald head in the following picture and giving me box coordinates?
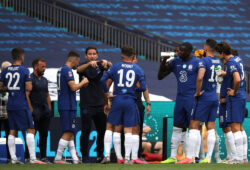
[1,61,11,71]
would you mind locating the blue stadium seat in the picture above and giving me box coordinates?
[65,0,250,60]
[0,5,121,67]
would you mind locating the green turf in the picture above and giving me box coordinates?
[1,164,250,170]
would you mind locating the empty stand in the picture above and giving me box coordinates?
[66,0,250,62]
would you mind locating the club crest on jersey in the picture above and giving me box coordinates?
[183,64,187,69]
[68,71,73,77]
[188,64,193,70]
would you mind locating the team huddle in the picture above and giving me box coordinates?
[0,39,248,165]
[158,40,248,164]
[0,46,150,164]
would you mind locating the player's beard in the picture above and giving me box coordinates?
[36,68,44,77]
[37,71,44,77]
[72,65,77,70]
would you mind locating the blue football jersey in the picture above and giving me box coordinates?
[225,56,246,101]
[57,65,76,110]
[101,62,146,98]
[198,56,221,101]
[0,65,31,110]
[168,57,199,99]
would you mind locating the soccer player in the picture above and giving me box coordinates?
[177,39,220,164]
[100,46,146,164]
[54,51,89,164]
[110,54,150,164]
[218,57,237,163]
[215,42,247,164]
[0,48,45,164]
[158,42,199,164]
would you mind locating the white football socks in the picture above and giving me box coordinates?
[225,131,236,160]
[224,132,231,159]
[113,132,123,159]
[124,133,133,160]
[104,130,113,159]
[68,140,78,160]
[233,131,243,161]
[8,135,17,160]
[170,127,182,159]
[186,129,199,159]
[206,129,216,159]
[181,131,187,154]
[26,133,36,160]
[55,138,69,161]
[131,135,139,160]
[214,132,221,161]
[199,134,205,160]
[195,132,201,158]
[241,130,248,160]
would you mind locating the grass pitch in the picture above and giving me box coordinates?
[1,163,250,170]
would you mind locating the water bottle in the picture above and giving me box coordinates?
[161,52,176,63]
[161,52,177,57]
[215,66,223,83]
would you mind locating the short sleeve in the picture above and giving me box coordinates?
[227,61,238,76]
[198,58,206,69]
[137,67,145,81]
[24,68,31,82]
[105,65,115,80]
[64,67,75,82]
[136,66,146,92]
[100,65,115,93]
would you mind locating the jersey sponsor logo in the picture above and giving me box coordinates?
[68,71,73,77]
[179,70,187,83]
[188,64,193,70]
